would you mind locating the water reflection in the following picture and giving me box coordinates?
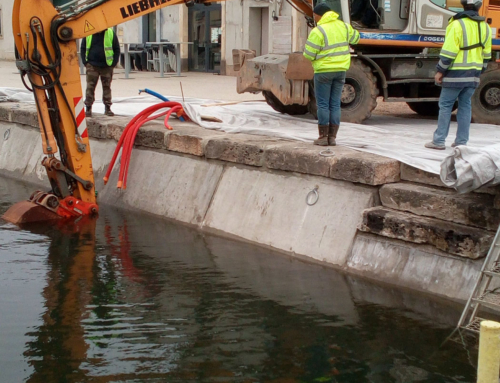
[0,177,477,382]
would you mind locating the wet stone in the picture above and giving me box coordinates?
[360,206,493,259]
[380,182,500,230]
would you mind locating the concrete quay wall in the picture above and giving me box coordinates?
[0,103,491,302]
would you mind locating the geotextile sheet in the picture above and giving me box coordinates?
[2,87,499,190]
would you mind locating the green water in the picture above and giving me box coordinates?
[0,177,477,382]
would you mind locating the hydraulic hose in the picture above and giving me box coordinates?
[104,101,187,189]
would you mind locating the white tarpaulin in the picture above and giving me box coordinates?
[441,144,500,193]
[2,87,500,189]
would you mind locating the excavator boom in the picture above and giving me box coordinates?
[5,0,218,224]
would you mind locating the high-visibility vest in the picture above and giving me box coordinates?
[303,11,360,73]
[86,28,115,67]
[438,16,492,87]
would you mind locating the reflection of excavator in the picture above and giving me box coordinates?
[235,0,500,124]
[3,0,218,225]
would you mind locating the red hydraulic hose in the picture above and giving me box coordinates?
[103,101,185,189]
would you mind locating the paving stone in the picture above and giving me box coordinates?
[380,182,500,230]
[400,164,446,187]
[330,150,400,185]
[205,135,283,167]
[360,206,493,259]
[11,105,38,128]
[0,103,17,122]
[265,142,337,177]
[166,124,224,157]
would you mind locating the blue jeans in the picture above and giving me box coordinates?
[433,86,476,146]
[314,71,346,126]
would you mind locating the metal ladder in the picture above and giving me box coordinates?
[457,224,500,333]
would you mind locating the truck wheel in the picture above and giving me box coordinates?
[342,59,379,123]
[263,91,309,116]
[471,70,500,125]
[406,101,440,116]
[307,80,318,119]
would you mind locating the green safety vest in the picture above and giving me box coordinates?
[86,28,115,67]
[438,16,492,87]
[303,11,360,73]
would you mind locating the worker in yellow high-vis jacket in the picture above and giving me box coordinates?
[425,0,492,150]
[303,3,360,146]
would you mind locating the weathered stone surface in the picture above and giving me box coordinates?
[0,103,17,122]
[265,142,337,177]
[11,105,38,128]
[205,135,282,167]
[165,124,224,157]
[133,122,167,149]
[330,151,400,185]
[400,164,446,187]
[360,206,493,259]
[380,182,500,230]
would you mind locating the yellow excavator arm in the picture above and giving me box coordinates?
[5,0,218,225]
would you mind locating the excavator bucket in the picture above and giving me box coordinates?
[2,200,61,225]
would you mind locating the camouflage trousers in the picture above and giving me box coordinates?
[85,64,114,107]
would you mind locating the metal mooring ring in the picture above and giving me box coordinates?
[3,128,10,141]
[319,149,335,157]
[306,187,319,206]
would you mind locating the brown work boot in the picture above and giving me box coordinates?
[104,106,115,116]
[314,125,329,146]
[85,106,92,118]
[328,124,339,146]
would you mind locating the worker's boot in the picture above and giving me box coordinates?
[85,106,92,118]
[328,124,339,146]
[314,125,329,146]
[104,105,115,116]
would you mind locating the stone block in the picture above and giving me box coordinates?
[330,150,400,185]
[165,124,224,157]
[134,123,167,149]
[205,135,282,167]
[0,103,16,122]
[11,105,38,128]
[400,164,446,187]
[380,183,500,230]
[360,206,493,259]
[265,142,337,177]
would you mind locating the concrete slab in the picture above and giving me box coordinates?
[347,232,483,301]
[380,182,500,230]
[98,149,224,225]
[203,167,379,265]
[360,206,493,259]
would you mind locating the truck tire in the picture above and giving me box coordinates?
[406,101,440,116]
[263,91,309,116]
[342,59,379,123]
[471,70,500,125]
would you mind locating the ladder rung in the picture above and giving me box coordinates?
[473,291,500,311]
[483,262,500,278]
[462,317,486,333]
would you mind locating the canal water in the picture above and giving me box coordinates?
[0,177,477,382]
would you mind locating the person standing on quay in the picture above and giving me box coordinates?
[425,0,492,150]
[81,28,121,117]
[303,2,360,146]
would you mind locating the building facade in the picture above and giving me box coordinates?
[0,0,309,75]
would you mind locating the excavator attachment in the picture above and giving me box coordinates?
[3,191,98,225]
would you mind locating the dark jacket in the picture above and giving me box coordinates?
[80,30,120,68]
